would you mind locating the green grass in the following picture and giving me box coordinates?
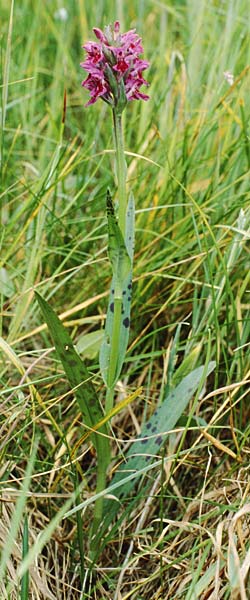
[1,0,250,598]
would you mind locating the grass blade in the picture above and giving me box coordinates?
[0,441,38,582]
[20,514,29,600]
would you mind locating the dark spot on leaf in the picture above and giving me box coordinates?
[122,290,126,296]
[152,426,157,433]
[110,302,114,313]
[111,289,114,294]
[68,359,77,367]
[123,317,130,328]
[145,455,151,462]
[155,436,163,446]
[128,296,131,301]
[128,283,132,290]
[146,422,152,430]
[187,387,194,395]
[141,438,148,445]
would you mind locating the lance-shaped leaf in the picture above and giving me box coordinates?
[106,189,131,295]
[97,362,216,544]
[100,191,135,386]
[35,292,109,470]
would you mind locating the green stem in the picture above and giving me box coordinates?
[89,423,111,559]
[103,109,128,408]
[105,386,114,415]
[112,109,127,237]
[91,110,128,554]
[90,455,108,556]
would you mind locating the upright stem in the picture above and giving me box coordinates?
[90,456,108,557]
[112,110,127,237]
[104,110,128,405]
[105,386,114,415]
[92,109,128,554]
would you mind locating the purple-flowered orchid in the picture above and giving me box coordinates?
[81,21,149,109]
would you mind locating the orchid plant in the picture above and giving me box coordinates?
[36,21,215,561]
[36,20,150,554]
[81,23,149,547]
[80,21,149,413]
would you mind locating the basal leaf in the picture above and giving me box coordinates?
[98,362,215,543]
[35,292,109,468]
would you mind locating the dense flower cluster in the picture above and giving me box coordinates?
[81,21,149,109]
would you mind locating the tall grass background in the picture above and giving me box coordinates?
[0,0,250,598]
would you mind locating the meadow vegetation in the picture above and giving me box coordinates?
[0,0,250,598]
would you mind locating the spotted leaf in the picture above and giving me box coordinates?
[100,191,135,386]
[98,362,216,544]
[35,292,109,470]
[106,189,131,295]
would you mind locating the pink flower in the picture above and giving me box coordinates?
[81,21,149,109]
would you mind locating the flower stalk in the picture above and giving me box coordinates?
[112,109,127,237]
[103,109,127,414]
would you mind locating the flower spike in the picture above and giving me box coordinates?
[81,21,149,109]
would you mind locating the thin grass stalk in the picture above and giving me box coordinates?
[20,514,29,600]
[75,473,85,586]
[0,0,14,222]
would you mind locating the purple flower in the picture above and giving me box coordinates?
[81,21,149,109]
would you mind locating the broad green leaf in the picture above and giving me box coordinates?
[76,329,104,359]
[35,292,109,470]
[172,343,202,387]
[98,362,216,542]
[100,191,135,386]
